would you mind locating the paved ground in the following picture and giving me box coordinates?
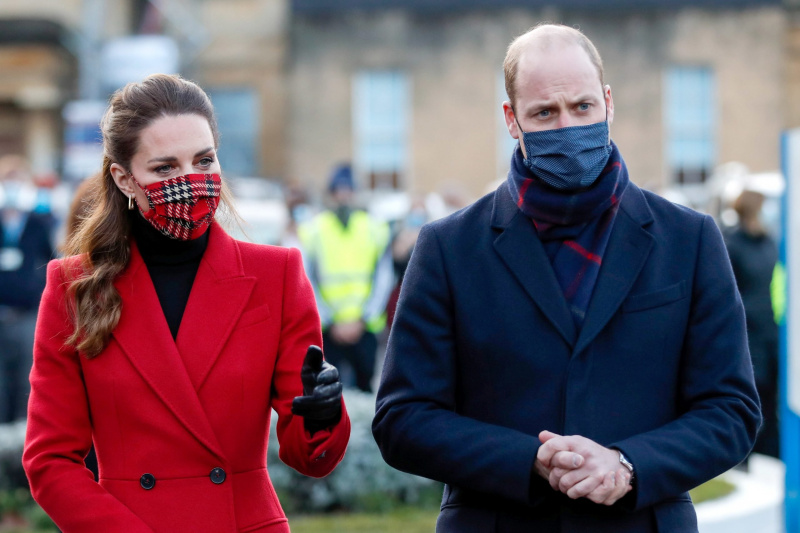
[697,454,784,533]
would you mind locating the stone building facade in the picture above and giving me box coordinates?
[0,0,288,181]
[0,0,794,201]
[289,1,787,198]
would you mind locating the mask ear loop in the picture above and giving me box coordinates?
[128,172,153,212]
[511,106,526,134]
[511,106,531,159]
[603,84,611,145]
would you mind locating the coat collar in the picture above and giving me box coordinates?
[491,181,578,347]
[175,223,256,391]
[573,183,654,354]
[112,223,256,461]
[490,180,655,352]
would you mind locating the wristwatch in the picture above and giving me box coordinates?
[618,450,635,481]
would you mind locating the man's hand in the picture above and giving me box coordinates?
[329,321,365,345]
[291,346,343,434]
[534,437,584,480]
[537,430,632,506]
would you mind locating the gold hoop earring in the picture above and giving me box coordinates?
[128,194,134,210]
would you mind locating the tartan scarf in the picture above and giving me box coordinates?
[507,142,629,327]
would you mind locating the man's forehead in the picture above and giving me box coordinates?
[520,37,588,67]
[517,41,602,88]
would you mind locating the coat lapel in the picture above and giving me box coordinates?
[175,224,256,391]
[491,182,577,347]
[574,184,655,355]
[113,238,226,461]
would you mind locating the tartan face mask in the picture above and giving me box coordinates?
[131,173,222,241]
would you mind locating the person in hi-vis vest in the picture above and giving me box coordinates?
[299,165,393,393]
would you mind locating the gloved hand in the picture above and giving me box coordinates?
[291,345,343,435]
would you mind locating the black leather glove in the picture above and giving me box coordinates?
[291,345,343,435]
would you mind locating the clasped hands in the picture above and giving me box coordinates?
[535,430,632,506]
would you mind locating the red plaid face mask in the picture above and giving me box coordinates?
[131,173,222,241]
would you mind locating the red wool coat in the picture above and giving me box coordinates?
[23,224,350,532]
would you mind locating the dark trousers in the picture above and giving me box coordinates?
[322,329,378,393]
[751,336,780,459]
[754,379,780,458]
[0,308,37,423]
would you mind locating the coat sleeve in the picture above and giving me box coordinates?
[610,215,761,511]
[372,224,542,505]
[23,260,155,533]
[270,246,350,478]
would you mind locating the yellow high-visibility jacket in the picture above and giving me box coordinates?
[298,210,392,333]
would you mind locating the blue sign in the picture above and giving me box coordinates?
[62,100,106,182]
[780,130,800,533]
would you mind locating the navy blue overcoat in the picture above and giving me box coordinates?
[373,180,761,533]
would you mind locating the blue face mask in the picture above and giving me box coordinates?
[515,116,612,191]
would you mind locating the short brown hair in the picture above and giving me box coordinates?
[733,189,765,223]
[503,23,605,107]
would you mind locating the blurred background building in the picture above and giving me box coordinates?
[0,0,287,183]
[0,0,794,219]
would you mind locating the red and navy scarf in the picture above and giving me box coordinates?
[507,142,629,327]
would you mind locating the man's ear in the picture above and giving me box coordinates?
[604,85,614,125]
[503,101,526,158]
[502,101,521,140]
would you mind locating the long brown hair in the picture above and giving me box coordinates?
[64,73,236,358]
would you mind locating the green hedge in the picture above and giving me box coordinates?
[268,389,440,513]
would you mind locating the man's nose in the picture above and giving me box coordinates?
[555,113,574,129]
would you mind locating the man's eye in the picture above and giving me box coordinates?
[538,110,550,118]
[578,103,590,111]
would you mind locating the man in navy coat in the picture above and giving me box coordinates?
[372,23,760,532]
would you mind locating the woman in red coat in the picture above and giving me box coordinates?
[23,74,350,532]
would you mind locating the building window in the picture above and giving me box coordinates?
[207,89,259,178]
[664,67,716,184]
[353,71,409,190]
[497,71,518,177]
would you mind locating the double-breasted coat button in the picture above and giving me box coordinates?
[140,473,156,490]
[210,467,226,484]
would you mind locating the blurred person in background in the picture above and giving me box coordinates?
[385,196,428,330]
[23,74,349,533]
[281,181,313,251]
[298,164,393,393]
[373,23,759,532]
[725,188,780,459]
[0,155,55,423]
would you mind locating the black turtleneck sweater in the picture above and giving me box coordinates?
[130,213,209,339]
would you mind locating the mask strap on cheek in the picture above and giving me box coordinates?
[127,172,151,210]
[603,85,611,144]
[511,106,527,134]
[128,172,145,192]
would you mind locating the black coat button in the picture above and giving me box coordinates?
[210,467,226,484]
[140,473,155,490]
